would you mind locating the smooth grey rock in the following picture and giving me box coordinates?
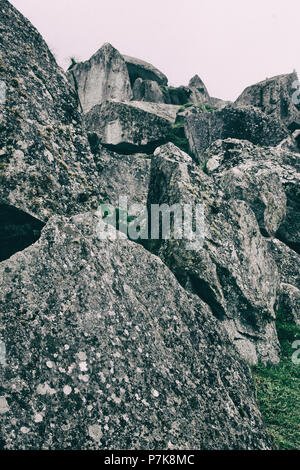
[85,101,172,154]
[145,143,280,365]
[0,211,272,449]
[68,43,132,113]
[0,0,102,261]
[184,105,289,163]
[132,78,165,103]
[124,55,168,86]
[235,72,300,131]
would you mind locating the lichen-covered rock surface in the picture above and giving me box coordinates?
[145,143,281,365]
[184,105,289,162]
[84,100,172,154]
[235,72,300,131]
[0,212,272,450]
[1,0,300,451]
[0,0,101,223]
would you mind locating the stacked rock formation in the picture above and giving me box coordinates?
[0,0,299,450]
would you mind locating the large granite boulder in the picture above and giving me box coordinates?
[67,43,133,114]
[85,101,173,154]
[184,105,289,162]
[144,143,280,365]
[132,78,165,103]
[0,0,102,261]
[123,55,168,86]
[235,72,300,131]
[0,211,272,450]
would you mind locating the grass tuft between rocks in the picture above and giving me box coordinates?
[253,311,300,449]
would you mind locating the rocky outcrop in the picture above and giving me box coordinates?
[268,239,300,325]
[210,96,232,110]
[166,86,192,105]
[123,55,168,86]
[0,211,272,450]
[0,0,102,262]
[67,43,133,114]
[3,0,300,451]
[188,74,211,104]
[144,143,280,365]
[204,139,287,237]
[85,101,173,154]
[205,139,300,326]
[205,138,300,255]
[276,175,300,255]
[166,79,212,107]
[132,78,165,103]
[92,145,151,206]
[235,72,300,131]
[184,105,289,162]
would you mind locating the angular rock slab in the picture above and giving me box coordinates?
[235,72,300,131]
[85,101,173,154]
[0,0,101,225]
[184,105,289,162]
[92,145,151,207]
[67,43,133,114]
[0,213,271,449]
[126,100,180,123]
[124,55,168,86]
[145,143,280,365]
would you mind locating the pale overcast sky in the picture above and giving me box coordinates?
[10,0,300,101]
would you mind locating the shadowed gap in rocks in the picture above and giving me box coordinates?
[0,204,45,262]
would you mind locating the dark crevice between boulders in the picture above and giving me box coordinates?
[0,204,45,262]
[188,274,226,320]
[87,132,168,156]
[275,234,300,256]
[70,70,83,114]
